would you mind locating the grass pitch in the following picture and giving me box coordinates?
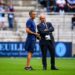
[0,58,75,75]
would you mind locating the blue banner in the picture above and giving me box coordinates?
[0,42,72,57]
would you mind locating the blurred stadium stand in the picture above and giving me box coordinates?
[0,0,75,56]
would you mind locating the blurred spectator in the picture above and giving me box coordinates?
[71,14,75,30]
[0,1,6,30]
[39,0,47,7]
[66,0,75,12]
[7,3,15,30]
[56,0,66,13]
[39,0,75,13]
[47,0,55,12]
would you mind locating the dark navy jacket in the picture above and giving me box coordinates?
[37,22,55,44]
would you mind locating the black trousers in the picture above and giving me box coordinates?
[40,40,55,68]
[72,23,75,30]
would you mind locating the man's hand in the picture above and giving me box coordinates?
[34,33,40,36]
[44,29,49,31]
[34,33,41,40]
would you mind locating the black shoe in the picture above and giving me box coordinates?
[51,67,59,70]
[24,66,34,71]
[30,66,34,70]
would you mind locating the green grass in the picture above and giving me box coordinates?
[0,58,75,75]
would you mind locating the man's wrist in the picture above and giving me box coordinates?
[32,32,36,35]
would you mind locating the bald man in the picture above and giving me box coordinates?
[37,15,58,70]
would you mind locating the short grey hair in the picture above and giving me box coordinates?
[29,10,35,16]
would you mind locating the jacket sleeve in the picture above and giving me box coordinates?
[37,25,49,35]
[47,22,54,32]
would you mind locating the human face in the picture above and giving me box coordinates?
[40,16,46,23]
[30,12,36,20]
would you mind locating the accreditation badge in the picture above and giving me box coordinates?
[45,35,51,40]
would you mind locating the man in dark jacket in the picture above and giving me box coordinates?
[37,14,58,70]
[71,14,75,30]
